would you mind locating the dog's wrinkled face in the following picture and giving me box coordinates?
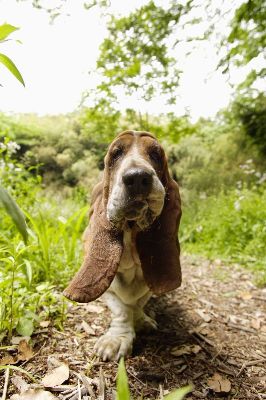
[106,131,166,230]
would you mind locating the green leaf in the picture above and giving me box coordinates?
[0,23,18,41]
[0,186,28,243]
[116,358,130,400]
[16,317,34,336]
[24,259,32,285]
[163,385,193,400]
[0,53,25,86]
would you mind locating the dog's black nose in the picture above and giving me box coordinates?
[122,169,153,196]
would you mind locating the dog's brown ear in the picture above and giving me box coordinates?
[63,183,123,303]
[136,157,182,295]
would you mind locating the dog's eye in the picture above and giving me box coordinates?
[149,149,161,164]
[111,147,123,161]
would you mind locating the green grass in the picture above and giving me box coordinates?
[0,195,87,340]
[180,186,266,285]
[0,137,89,340]
[116,358,193,400]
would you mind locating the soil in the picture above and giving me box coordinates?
[1,254,266,399]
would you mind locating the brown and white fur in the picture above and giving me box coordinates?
[64,130,182,361]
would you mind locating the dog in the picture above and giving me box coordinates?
[64,130,182,361]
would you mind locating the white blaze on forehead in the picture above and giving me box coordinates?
[117,141,155,179]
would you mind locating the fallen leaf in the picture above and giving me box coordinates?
[11,375,29,393]
[17,340,33,361]
[0,354,17,364]
[40,320,51,328]
[251,318,261,330]
[41,363,69,387]
[81,320,96,336]
[11,388,56,400]
[238,291,253,300]
[86,303,104,313]
[207,373,231,393]
[195,309,212,323]
[171,344,201,357]
[11,336,30,345]
[228,315,250,327]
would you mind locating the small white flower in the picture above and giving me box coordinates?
[199,192,207,200]
[258,173,266,184]
[7,141,20,154]
[234,200,241,211]
[196,225,203,233]
[7,162,14,170]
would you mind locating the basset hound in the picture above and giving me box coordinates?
[64,130,182,361]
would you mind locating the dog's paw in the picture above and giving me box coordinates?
[94,334,134,361]
[135,312,158,332]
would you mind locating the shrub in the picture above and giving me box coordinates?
[181,185,266,285]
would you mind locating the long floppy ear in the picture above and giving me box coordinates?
[63,182,123,303]
[136,155,182,295]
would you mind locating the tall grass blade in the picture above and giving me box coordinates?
[116,357,130,400]
[0,186,28,243]
[163,385,193,400]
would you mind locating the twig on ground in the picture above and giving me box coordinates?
[98,367,106,400]
[192,335,214,357]
[237,358,266,377]
[79,373,96,399]
[228,323,257,334]
[2,367,10,400]
[50,385,76,392]
[217,366,236,377]
[252,296,266,302]
[78,379,81,400]
[20,341,47,367]
[126,368,145,386]
[192,331,215,347]
[159,384,164,399]
[63,386,87,400]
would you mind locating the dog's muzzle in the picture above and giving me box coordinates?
[121,168,152,220]
[107,165,164,229]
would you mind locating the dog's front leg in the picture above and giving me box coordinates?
[94,291,135,361]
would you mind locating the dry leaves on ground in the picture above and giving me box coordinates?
[0,339,33,365]
[11,388,56,400]
[171,344,202,357]
[41,362,69,388]
[17,340,34,362]
[207,373,231,393]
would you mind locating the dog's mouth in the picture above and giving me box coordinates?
[124,200,147,220]
[107,194,164,231]
[127,220,135,229]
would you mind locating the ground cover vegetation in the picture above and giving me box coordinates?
[0,91,265,342]
[0,0,265,398]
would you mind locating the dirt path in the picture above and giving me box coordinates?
[1,255,266,399]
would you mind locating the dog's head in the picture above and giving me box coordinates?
[104,130,167,230]
[64,131,182,303]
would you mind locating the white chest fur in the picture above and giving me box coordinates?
[108,228,150,306]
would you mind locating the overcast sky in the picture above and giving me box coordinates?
[0,0,261,121]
